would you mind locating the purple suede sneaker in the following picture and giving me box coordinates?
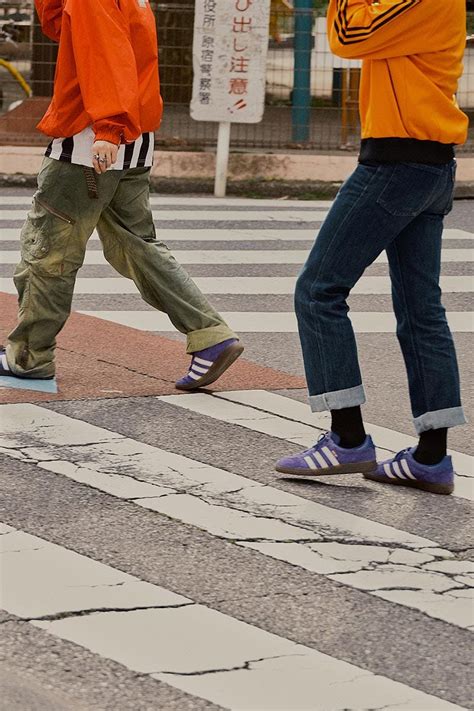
[275,432,376,476]
[364,447,455,495]
[175,338,244,391]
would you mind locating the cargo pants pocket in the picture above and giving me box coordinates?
[21,195,76,275]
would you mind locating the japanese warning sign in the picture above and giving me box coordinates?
[191,0,271,124]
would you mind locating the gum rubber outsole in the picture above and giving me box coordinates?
[175,343,244,391]
[363,470,454,495]
[275,459,377,477]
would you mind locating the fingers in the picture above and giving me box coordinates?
[91,142,119,175]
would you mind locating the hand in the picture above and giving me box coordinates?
[92,140,119,174]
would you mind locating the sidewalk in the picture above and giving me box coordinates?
[1,146,474,198]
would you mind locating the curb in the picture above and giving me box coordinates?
[0,174,473,200]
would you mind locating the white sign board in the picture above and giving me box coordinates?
[191,0,271,124]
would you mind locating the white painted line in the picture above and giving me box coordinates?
[3,528,460,711]
[1,526,189,619]
[76,310,474,334]
[161,391,474,495]
[441,229,474,241]
[1,404,472,631]
[1,227,472,242]
[2,248,471,265]
[0,195,335,208]
[0,404,428,548]
[0,209,329,223]
[0,197,35,206]
[1,275,472,296]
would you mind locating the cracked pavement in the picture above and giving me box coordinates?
[1,193,472,710]
[1,407,473,633]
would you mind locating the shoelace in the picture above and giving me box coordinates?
[303,432,330,455]
[393,448,411,462]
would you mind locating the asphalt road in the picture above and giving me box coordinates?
[0,191,472,711]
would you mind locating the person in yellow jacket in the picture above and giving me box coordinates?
[276,0,468,495]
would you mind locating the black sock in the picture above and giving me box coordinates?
[331,406,366,448]
[414,428,447,465]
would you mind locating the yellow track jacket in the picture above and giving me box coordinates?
[327,0,469,163]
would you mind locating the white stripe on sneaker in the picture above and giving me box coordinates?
[383,463,397,479]
[304,455,318,470]
[401,459,417,480]
[322,446,339,466]
[194,356,214,367]
[313,451,328,469]
[187,371,202,381]
[392,461,406,480]
[0,354,9,370]
[191,364,209,375]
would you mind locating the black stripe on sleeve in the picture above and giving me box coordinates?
[335,0,418,45]
[45,141,53,158]
[59,136,74,162]
[338,0,415,34]
[136,132,150,167]
[123,142,135,170]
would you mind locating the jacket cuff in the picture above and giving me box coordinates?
[93,123,123,145]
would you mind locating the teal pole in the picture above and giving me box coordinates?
[292,0,313,142]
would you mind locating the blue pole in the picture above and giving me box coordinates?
[292,0,313,143]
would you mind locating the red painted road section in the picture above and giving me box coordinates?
[0,293,305,404]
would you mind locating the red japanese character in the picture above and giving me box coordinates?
[229,78,248,95]
[232,16,252,32]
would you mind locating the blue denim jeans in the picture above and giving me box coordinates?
[295,160,466,434]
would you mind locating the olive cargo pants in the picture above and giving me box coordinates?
[6,158,236,378]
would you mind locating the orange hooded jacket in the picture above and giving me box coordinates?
[35,0,163,144]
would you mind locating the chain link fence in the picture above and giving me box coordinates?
[1,1,473,153]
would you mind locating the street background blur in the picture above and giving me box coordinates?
[1,0,473,154]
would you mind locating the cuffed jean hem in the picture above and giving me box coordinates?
[186,324,238,353]
[309,384,366,412]
[413,407,467,434]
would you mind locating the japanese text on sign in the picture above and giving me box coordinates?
[191,0,271,124]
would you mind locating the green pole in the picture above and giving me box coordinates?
[292,0,313,142]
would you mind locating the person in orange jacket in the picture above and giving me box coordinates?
[276,0,468,495]
[0,0,243,389]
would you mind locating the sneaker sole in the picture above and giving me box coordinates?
[0,371,54,380]
[275,459,377,477]
[175,343,244,391]
[363,471,454,495]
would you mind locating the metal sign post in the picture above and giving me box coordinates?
[215,121,231,198]
[190,0,271,197]
[292,0,313,143]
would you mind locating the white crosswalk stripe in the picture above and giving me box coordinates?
[1,198,472,338]
[2,226,473,241]
[1,194,472,708]
[76,310,474,333]
[0,403,472,632]
[0,209,331,222]
[1,523,463,710]
[1,248,473,264]
[0,275,472,295]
